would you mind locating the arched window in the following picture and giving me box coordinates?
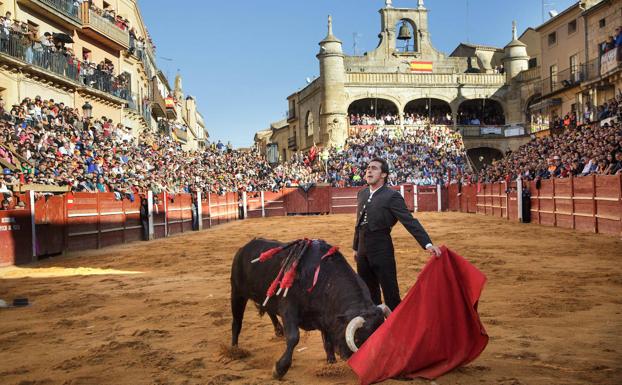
[348,98,399,126]
[395,19,417,52]
[305,111,314,137]
[458,99,505,125]
[404,98,452,125]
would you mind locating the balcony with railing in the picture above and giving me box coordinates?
[288,136,297,150]
[541,65,585,96]
[587,47,622,82]
[0,34,129,102]
[173,126,188,142]
[17,0,82,28]
[457,125,526,138]
[287,108,296,122]
[80,4,129,50]
[517,66,540,83]
[346,72,506,86]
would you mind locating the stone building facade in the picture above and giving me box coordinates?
[0,0,207,149]
[259,0,535,163]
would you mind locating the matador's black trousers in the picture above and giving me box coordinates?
[356,225,401,310]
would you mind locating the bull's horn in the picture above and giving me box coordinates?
[345,316,365,353]
[377,304,392,318]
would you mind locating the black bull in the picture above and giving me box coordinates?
[230,238,390,379]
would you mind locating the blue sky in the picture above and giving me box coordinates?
[140,0,575,148]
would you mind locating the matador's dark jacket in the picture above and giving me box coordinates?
[352,184,432,251]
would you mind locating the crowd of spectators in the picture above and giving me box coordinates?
[403,112,453,125]
[601,26,622,54]
[279,124,468,187]
[474,96,622,184]
[0,96,282,206]
[350,113,399,126]
[2,90,622,210]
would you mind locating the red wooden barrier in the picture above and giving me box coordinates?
[554,178,573,229]
[0,195,33,266]
[264,191,285,217]
[595,175,621,236]
[123,197,142,243]
[416,186,438,212]
[98,193,126,248]
[201,196,211,229]
[507,181,518,221]
[284,188,308,215]
[246,192,263,218]
[308,186,330,214]
[153,193,166,239]
[330,186,361,214]
[447,184,459,212]
[66,192,99,251]
[35,194,65,256]
[573,176,595,232]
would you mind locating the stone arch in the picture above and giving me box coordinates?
[348,97,399,125]
[404,98,453,125]
[466,147,504,171]
[457,98,506,125]
[525,93,542,124]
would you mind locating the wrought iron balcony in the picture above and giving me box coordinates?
[17,0,82,28]
[80,5,129,50]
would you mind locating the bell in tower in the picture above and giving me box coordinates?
[397,21,413,52]
[398,21,412,41]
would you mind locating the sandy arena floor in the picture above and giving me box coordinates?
[1,212,621,385]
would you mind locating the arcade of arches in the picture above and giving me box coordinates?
[348,98,506,127]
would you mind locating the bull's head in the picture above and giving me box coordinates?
[340,304,391,357]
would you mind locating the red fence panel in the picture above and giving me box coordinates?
[417,186,438,212]
[153,193,166,239]
[98,193,125,248]
[124,197,142,243]
[554,178,573,229]
[595,175,622,236]
[35,194,65,256]
[573,176,596,233]
[166,194,182,235]
[508,181,518,222]
[307,186,330,214]
[538,180,555,227]
[264,191,286,217]
[201,197,211,229]
[390,185,415,212]
[0,200,33,266]
[330,186,361,214]
[447,184,459,212]
[246,192,263,218]
[66,192,99,251]
[284,188,308,215]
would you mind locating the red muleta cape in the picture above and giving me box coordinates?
[347,246,488,384]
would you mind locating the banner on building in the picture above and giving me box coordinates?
[410,61,433,73]
[600,48,620,76]
[480,127,503,135]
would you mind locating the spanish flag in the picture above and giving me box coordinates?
[409,61,433,73]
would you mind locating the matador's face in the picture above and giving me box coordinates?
[365,161,386,186]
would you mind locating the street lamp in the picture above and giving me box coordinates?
[82,101,93,119]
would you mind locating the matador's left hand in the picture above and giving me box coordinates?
[426,244,442,258]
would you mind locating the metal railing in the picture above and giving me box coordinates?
[37,0,81,22]
[541,65,586,95]
[84,9,129,47]
[0,33,130,99]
